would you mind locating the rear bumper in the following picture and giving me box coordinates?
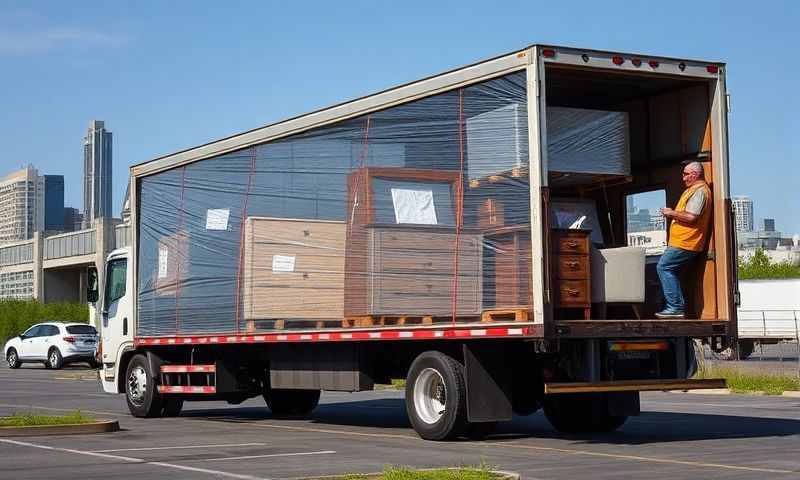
[554,320,730,338]
[544,378,726,394]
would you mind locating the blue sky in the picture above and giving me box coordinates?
[1,1,798,233]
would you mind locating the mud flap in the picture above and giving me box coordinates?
[463,343,513,422]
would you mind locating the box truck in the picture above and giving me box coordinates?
[91,45,735,440]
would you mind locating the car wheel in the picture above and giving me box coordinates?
[405,351,468,441]
[88,359,101,369]
[125,354,164,417]
[6,348,21,369]
[47,348,64,370]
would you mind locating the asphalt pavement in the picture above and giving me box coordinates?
[1,362,799,480]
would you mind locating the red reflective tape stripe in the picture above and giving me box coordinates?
[135,325,532,346]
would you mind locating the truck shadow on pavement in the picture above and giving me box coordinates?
[180,397,800,444]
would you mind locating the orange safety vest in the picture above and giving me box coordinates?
[668,181,712,252]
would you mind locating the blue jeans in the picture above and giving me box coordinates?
[656,246,700,313]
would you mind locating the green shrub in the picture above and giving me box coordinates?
[738,249,800,280]
[0,300,89,344]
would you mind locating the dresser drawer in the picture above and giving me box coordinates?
[556,255,589,280]
[554,233,589,254]
[556,279,590,305]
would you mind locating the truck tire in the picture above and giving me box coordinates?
[543,393,627,434]
[125,354,164,417]
[264,389,320,416]
[405,351,468,441]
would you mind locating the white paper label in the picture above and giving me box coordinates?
[272,255,296,273]
[158,245,169,279]
[205,208,230,230]
[391,188,437,225]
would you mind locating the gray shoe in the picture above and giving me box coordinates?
[655,310,685,319]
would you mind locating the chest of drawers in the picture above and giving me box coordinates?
[551,229,591,319]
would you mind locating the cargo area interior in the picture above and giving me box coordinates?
[543,64,729,322]
[135,64,731,337]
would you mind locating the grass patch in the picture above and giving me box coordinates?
[695,365,800,395]
[0,411,95,427]
[308,465,503,479]
[0,299,89,344]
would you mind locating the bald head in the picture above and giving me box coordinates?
[686,161,704,178]
[682,161,704,187]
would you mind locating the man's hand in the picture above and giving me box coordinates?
[662,207,698,225]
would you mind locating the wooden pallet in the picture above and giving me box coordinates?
[343,315,437,328]
[246,318,346,332]
[480,308,531,323]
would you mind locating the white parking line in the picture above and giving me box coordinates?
[0,438,271,480]
[95,443,268,453]
[200,450,336,462]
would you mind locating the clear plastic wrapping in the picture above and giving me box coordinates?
[137,72,534,335]
[546,106,630,176]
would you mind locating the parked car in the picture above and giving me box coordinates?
[4,322,99,369]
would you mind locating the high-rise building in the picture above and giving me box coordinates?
[83,120,113,227]
[732,196,753,232]
[0,166,44,245]
[63,207,83,232]
[762,218,775,232]
[43,175,65,232]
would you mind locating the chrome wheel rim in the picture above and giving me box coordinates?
[413,368,446,425]
[49,351,58,366]
[7,351,17,366]
[128,365,147,406]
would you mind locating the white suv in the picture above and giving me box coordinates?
[4,322,99,370]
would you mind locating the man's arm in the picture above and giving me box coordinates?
[661,188,706,225]
[661,208,699,224]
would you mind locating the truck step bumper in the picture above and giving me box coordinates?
[544,378,726,394]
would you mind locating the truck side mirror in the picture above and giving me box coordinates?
[87,267,99,303]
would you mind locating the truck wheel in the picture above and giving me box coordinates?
[162,398,184,417]
[47,348,64,370]
[125,354,164,417]
[405,351,467,441]
[543,393,627,434]
[264,389,320,416]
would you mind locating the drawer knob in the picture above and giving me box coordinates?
[566,261,579,269]
[566,241,578,248]
[566,288,579,296]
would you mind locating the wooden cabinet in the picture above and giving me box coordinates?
[344,167,482,317]
[242,217,346,321]
[364,228,482,316]
[551,229,591,319]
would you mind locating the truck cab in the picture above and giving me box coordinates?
[89,247,133,394]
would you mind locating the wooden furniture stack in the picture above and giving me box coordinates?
[242,217,346,326]
[345,167,482,318]
[551,229,591,319]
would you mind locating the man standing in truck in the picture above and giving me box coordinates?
[656,161,713,319]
